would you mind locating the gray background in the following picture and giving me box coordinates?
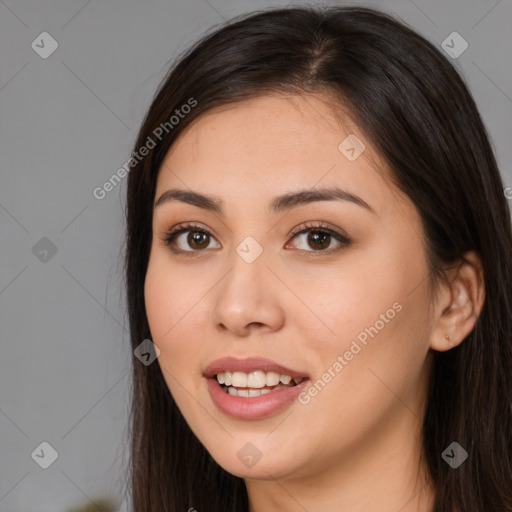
[1,0,511,511]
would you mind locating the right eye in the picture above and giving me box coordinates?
[161,222,221,254]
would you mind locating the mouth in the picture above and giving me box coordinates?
[203,356,310,419]
[216,371,306,397]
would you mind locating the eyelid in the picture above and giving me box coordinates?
[287,220,348,240]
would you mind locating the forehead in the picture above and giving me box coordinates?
[163,93,356,167]
[156,93,407,217]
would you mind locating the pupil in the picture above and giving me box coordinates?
[308,231,330,250]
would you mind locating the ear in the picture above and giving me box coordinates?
[429,250,486,352]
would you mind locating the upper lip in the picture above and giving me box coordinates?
[203,356,310,380]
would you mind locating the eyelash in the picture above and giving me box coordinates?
[160,221,351,257]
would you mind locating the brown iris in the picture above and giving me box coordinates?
[187,231,210,250]
[307,231,331,250]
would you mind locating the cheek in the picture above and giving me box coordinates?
[144,256,208,412]
[144,252,204,340]
[305,241,430,393]
[292,298,429,460]
[143,254,208,383]
[303,256,401,344]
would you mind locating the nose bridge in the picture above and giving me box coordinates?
[210,235,285,334]
[221,236,269,303]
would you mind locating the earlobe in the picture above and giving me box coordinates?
[429,251,485,352]
[444,334,456,347]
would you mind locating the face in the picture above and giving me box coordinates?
[144,93,435,483]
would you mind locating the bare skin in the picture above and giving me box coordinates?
[144,93,485,511]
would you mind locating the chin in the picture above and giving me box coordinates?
[203,437,308,481]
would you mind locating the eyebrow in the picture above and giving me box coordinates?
[154,186,376,215]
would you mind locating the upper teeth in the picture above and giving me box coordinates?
[216,371,303,388]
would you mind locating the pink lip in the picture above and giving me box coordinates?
[203,356,309,380]
[205,376,309,420]
[203,356,310,420]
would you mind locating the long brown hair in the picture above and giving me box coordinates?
[123,6,512,510]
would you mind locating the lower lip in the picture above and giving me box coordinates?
[205,377,309,420]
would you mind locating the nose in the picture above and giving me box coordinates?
[210,247,285,337]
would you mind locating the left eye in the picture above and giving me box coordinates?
[289,229,342,252]
[285,222,351,254]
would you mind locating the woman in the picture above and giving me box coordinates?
[123,5,512,511]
